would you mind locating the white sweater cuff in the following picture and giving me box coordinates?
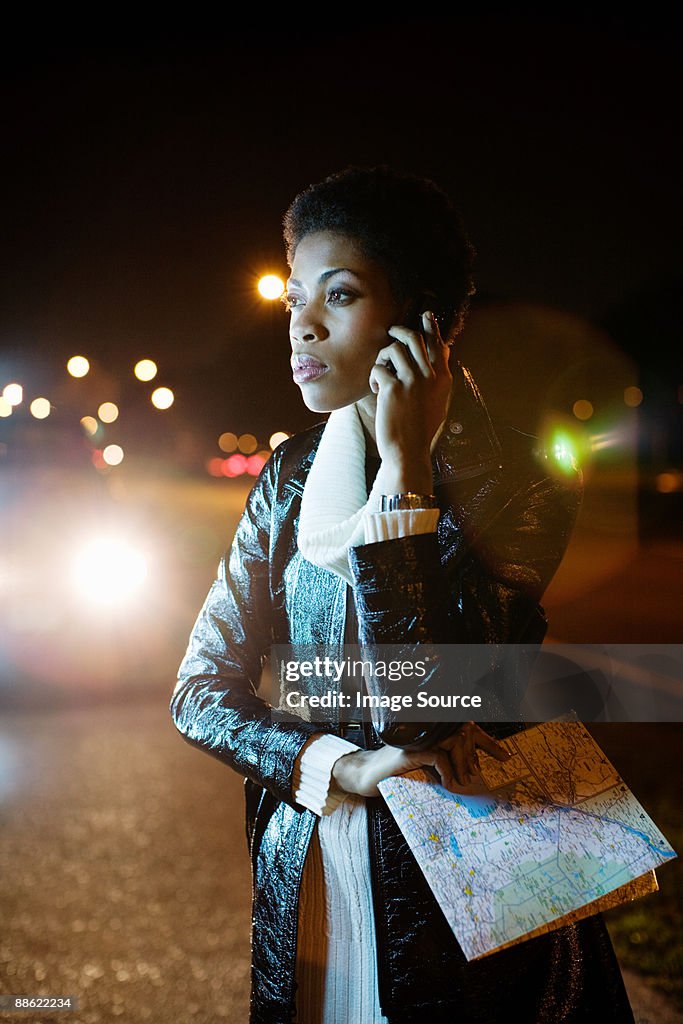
[363,508,440,544]
[292,733,360,816]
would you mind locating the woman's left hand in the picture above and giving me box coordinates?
[332,721,511,799]
[369,311,453,492]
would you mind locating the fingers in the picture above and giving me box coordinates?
[471,724,512,763]
[380,310,448,376]
[448,740,471,785]
[463,725,478,778]
[433,723,511,787]
[420,310,448,364]
[431,747,459,790]
[368,362,399,395]
[382,328,433,379]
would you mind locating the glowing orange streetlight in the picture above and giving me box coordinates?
[258,275,285,300]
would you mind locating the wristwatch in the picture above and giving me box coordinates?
[380,492,438,512]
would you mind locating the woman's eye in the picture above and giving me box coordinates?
[283,294,304,311]
[327,288,354,305]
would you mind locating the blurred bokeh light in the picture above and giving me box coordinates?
[573,399,594,421]
[98,402,119,424]
[269,431,289,449]
[624,386,643,407]
[70,538,148,606]
[218,432,238,453]
[237,433,257,454]
[134,359,158,382]
[103,445,124,467]
[3,383,23,406]
[151,387,174,410]
[67,356,90,378]
[80,416,99,436]
[29,398,51,419]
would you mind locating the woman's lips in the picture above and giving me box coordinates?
[291,356,328,384]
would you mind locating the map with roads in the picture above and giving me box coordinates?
[378,719,676,959]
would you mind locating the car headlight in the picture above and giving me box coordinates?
[70,537,148,607]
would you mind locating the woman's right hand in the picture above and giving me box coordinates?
[331,721,511,798]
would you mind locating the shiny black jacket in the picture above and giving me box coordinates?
[170,365,635,1024]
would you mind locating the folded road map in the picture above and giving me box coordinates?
[377,718,676,959]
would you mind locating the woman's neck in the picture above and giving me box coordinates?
[355,397,380,458]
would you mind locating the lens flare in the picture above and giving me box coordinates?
[549,430,580,473]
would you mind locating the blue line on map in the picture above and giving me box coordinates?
[555,805,675,857]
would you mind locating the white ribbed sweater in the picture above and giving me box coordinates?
[290,402,439,1024]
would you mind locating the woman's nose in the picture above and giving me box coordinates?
[290,311,328,345]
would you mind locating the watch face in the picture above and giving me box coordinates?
[380,494,438,512]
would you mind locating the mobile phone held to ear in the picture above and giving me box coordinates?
[410,295,451,336]
[382,300,451,374]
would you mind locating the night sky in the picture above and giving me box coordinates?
[2,13,680,453]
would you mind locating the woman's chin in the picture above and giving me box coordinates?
[297,381,371,416]
[298,386,348,415]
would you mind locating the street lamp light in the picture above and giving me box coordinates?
[151,387,174,410]
[135,359,158,382]
[3,383,23,406]
[257,275,285,300]
[67,356,90,378]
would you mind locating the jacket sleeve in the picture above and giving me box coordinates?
[347,465,582,746]
[169,447,323,808]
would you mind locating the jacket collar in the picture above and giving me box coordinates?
[431,362,503,485]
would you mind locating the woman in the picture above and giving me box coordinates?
[170,166,635,1023]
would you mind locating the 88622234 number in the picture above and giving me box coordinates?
[0,996,78,1012]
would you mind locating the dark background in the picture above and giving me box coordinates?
[1,17,682,1019]
[1,11,680,450]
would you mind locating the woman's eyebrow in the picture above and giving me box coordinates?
[318,267,362,283]
[287,267,363,288]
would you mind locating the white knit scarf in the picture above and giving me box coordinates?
[297,403,390,585]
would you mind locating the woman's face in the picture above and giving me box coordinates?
[286,231,410,414]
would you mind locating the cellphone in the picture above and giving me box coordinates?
[382,301,451,375]
[408,296,451,335]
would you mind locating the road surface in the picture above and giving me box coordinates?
[0,700,681,1023]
